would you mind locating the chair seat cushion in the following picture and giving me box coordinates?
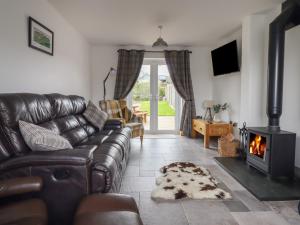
[0,199,47,225]
[74,194,143,225]
[125,122,143,130]
[74,211,143,225]
[76,194,139,215]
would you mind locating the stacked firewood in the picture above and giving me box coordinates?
[218,133,240,157]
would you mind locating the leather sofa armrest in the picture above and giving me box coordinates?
[103,118,124,130]
[0,146,97,172]
[0,176,42,199]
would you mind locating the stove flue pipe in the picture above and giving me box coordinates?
[267,1,299,130]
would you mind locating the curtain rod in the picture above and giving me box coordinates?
[145,50,192,54]
[117,50,192,54]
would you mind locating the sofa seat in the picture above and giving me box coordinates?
[79,133,109,146]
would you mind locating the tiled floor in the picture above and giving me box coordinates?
[121,136,300,225]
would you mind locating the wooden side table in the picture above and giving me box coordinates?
[191,119,233,149]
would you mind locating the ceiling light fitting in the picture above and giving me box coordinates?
[152,25,168,48]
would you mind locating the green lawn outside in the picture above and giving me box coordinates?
[137,101,175,116]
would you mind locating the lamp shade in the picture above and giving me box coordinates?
[203,100,215,108]
[152,37,168,47]
[152,25,168,48]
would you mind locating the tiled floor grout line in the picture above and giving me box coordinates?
[180,201,191,225]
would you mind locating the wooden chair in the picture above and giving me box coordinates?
[132,105,148,123]
[99,99,144,143]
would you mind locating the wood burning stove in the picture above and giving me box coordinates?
[245,0,300,178]
[247,127,295,178]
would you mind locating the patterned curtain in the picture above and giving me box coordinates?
[164,50,196,137]
[114,49,145,99]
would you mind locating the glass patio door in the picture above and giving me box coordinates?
[129,58,181,134]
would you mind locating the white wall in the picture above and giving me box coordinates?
[189,47,213,116]
[211,29,242,124]
[0,0,91,99]
[90,45,213,115]
[91,45,118,103]
[240,14,268,127]
[282,26,300,167]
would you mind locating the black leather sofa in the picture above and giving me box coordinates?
[0,93,132,225]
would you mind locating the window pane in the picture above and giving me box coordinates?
[131,65,150,130]
[158,65,175,130]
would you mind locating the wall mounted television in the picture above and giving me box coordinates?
[211,40,240,76]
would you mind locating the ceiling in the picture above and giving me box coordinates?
[48,0,283,46]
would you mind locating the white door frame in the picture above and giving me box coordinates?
[129,58,181,134]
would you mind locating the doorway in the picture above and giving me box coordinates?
[128,58,181,134]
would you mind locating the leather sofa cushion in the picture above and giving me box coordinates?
[76,115,97,136]
[0,199,47,225]
[0,139,10,162]
[79,133,108,146]
[43,95,98,146]
[69,95,86,114]
[45,94,85,118]
[0,93,52,155]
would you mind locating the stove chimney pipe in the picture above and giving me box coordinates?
[267,0,300,131]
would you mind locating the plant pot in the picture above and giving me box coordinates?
[213,113,221,122]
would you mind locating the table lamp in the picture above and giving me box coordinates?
[203,100,215,121]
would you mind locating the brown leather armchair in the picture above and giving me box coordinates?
[0,177,143,225]
[74,194,144,225]
[0,177,47,225]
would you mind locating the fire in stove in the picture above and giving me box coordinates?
[249,134,267,159]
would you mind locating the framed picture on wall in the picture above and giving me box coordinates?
[28,17,54,56]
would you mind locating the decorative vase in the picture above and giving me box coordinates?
[213,113,221,122]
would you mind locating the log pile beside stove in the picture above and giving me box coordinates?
[245,0,300,179]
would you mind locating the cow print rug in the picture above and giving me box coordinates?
[151,162,231,200]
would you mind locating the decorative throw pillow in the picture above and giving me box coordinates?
[19,120,73,151]
[83,101,108,130]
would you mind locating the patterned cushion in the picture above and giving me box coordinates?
[83,101,108,130]
[19,120,73,151]
[99,100,123,119]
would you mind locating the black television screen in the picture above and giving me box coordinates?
[211,40,240,76]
